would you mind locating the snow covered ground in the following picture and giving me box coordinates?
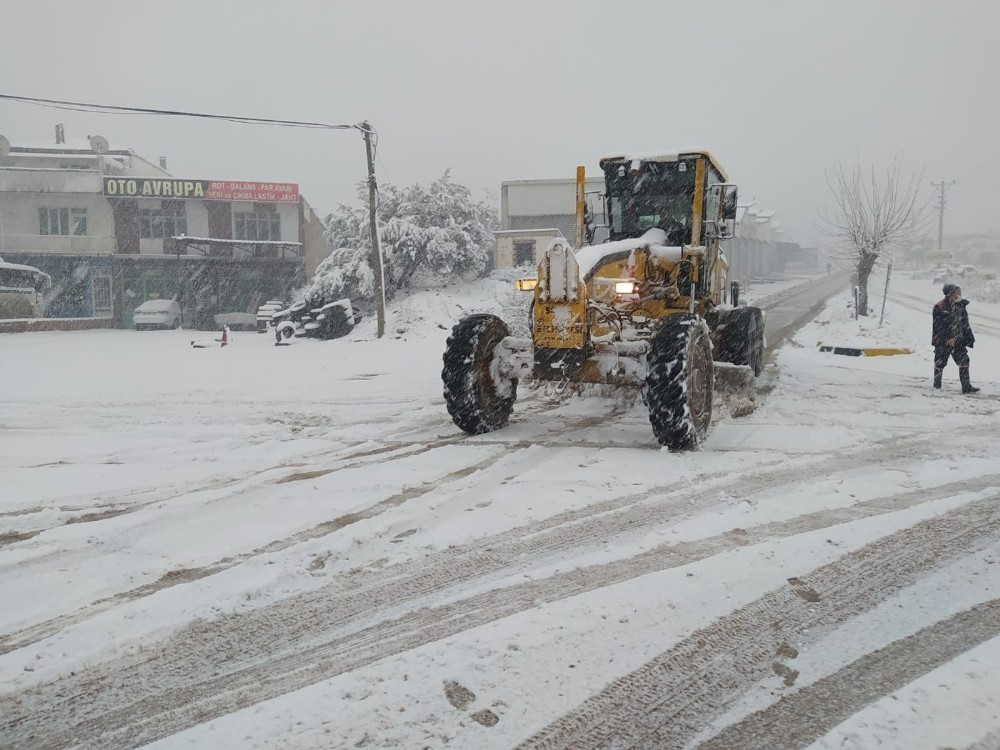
[1,269,998,749]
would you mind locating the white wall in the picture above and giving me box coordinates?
[0,191,116,254]
[503,178,604,220]
[0,168,103,194]
[495,230,562,268]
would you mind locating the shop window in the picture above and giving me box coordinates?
[139,201,187,239]
[234,204,281,242]
[39,207,87,235]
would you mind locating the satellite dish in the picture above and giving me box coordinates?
[0,134,10,158]
[89,135,109,155]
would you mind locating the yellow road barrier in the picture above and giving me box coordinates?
[817,344,912,357]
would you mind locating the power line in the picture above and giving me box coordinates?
[0,93,366,132]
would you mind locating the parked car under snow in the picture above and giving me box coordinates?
[133,299,182,330]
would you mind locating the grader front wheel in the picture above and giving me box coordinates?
[442,314,517,435]
[646,314,714,450]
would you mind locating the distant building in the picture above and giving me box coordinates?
[0,128,328,328]
[496,177,605,268]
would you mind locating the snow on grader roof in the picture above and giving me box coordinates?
[598,150,729,181]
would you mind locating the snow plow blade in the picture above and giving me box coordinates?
[713,361,757,417]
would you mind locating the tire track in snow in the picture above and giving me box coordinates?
[962,728,1000,750]
[696,600,1000,750]
[515,498,1000,750]
[0,407,608,654]
[0,394,557,538]
[3,471,998,748]
[1,417,993,657]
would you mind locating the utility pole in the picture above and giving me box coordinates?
[930,180,956,255]
[362,121,385,338]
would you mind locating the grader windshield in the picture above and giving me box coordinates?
[603,158,697,245]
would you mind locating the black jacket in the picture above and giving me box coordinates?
[932,298,975,348]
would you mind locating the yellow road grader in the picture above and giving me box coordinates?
[442,151,764,450]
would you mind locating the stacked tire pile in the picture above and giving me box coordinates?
[270,299,362,343]
[256,300,286,333]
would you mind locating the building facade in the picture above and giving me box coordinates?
[496,177,606,268]
[0,131,328,327]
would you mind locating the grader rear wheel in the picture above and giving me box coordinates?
[646,314,714,451]
[716,306,765,377]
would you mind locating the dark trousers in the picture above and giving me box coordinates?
[934,344,970,371]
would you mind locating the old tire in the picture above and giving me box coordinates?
[324,306,354,340]
[716,306,765,377]
[443,314,516,435]
[646,314,714,450]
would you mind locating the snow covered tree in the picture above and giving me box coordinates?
[819,159,927,316]
[301,172,498,311]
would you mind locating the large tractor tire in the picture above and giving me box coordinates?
[443,314,517,435]
[715,306,765,377]
[646,314,714,451]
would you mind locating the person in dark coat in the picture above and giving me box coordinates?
[932,283,979,393]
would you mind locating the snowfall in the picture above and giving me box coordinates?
[1,267,998,750]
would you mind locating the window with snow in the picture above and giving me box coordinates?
[139,201,187,239]
[234,203,281,242]
[38,207,88,236]
[514,240,536,266]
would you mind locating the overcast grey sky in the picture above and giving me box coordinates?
[2,0,997,245]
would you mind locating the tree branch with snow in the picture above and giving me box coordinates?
[301,172,498,311]
[818,158,928,316]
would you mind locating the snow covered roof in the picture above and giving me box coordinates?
[495,228,565,236]
[0,257,46,274]
[135,299,178,312]
[10,146,133,157]
[172,235,303,247]
[0,257,52,287]
[598,150,729,181]
[502,177,604,187]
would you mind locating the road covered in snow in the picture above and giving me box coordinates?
[1,270,998,749]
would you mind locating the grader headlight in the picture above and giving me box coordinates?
[515,278,538,292]
[614,280,637,295]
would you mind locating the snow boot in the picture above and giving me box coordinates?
[933,369,942,389]
[960,368,979,394]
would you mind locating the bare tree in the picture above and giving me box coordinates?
[820,159,927,316]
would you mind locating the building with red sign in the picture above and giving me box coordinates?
[0,129,329,328]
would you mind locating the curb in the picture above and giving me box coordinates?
[818,344,913,357]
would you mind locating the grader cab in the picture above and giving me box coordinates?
[442,151,764,450]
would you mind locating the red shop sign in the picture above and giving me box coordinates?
[205,181,300,203]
